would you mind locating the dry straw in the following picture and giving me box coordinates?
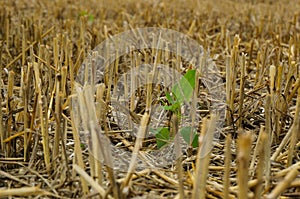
[192,115,217,199]
[223,133,232,199]
[237,130,252,199]
[1,0,300,198]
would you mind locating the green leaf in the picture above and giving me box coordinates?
[79,11,94,22]
[191,134,199,148]
[165,92,175,104]
[88,14,94,22]
[183,69,196,88]
[79,11,88,16]
[172,69,196,103]
[152,127,171,148]
[180,126,198,148]
[162,105,174,111]
[163,101,180,112]
[155,70,197,149]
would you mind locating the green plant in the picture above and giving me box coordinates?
[152,69,198,148]
[79,11,94,22]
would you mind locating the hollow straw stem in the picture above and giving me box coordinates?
[6,70,14,156]
[237,131,252,199]
[250,126,264,175]
[269,65,277,138]
[192,114,217,199]
[121,112,150,192]
[70,111,89,195]
[225,56,231,125]
[223,133,232,199]
[254,128,267,199]
[53,74,61,166]
[271,88,300,163]
[287,87,300,166]
[0,187,51,198]
[5,26,54,70]
[76,84,119,197]
[237,53,246,128]
[226,39,238,127]
[266,166,299,199]
[264,94,272,189]
[73,164,107,198]
[172,114,184,199]
[33,62,51,172]
[0,45,3,151]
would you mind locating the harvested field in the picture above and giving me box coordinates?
[0,0,300,198]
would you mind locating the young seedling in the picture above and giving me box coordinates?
[151,69,199,149]
[78,11,95,22]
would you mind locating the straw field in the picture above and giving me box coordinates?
[0,0,299,198]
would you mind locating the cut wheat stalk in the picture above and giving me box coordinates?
[1,1,300,198]
[237,130,252,199]
[130,51,136,113]
[287,76,300,104]
[263,94,272,190]
[20,25,27,158]
[95,84,106,184]
[254,51,261,86]
[90,121,104,188]
[61,66,68,97]
[0,187,55,198]
[0,169,30,187]
[33,62,51,172]
[269,64,277,138]
[76,84,120,198]
[0,44,3,151]
[253,128,267,198]
[70,110,89,194]
[192,114,217,199]
[274,161,300,178]
[172,114,184,199]
[5,70,14,156]
[287,87,300,166]
[53,73,62,166]
[250,126,264,175]
[227,35,240,126]
[223,133,232,199]
[23,62,32,161]
[225,56,232,126]
[237,53,246,128]
[73,164,108,198]
[5,17,9,50]
[121,112,150,195]
[271,92,299,162]
[266,166,299,199]
[5,26,54,70]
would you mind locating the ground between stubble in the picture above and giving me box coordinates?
[0,0,300,198]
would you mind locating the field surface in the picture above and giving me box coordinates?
[0,0,300,198]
